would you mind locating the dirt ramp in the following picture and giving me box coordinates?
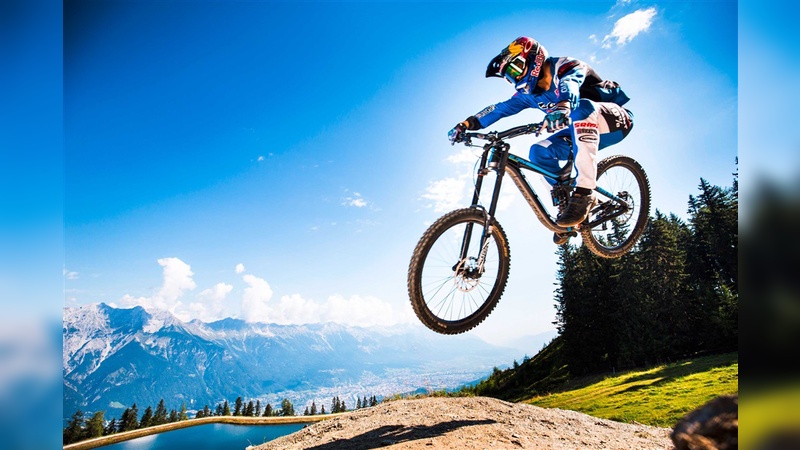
[249,396,672,449]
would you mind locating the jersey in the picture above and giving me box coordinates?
[473,57,629,129]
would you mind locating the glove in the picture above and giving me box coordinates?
[448,122,467,145]
[543,104,572,133]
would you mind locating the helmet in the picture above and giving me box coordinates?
[486,37,548,89]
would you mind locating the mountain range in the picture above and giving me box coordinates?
[64,303,529,417]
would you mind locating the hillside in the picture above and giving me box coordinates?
[250,396,672,449]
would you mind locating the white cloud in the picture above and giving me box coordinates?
[119,257,197,314]
[240,274,274,322]
[63,268,79,280]
[257,155,265,161]
[186,282,233,322]
[235,263,245,274]
[602,7,657,48]
[343,192,369,208]
[422,177,467,213]
[446,149,479,165]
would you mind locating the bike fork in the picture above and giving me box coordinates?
[458,145,508,268]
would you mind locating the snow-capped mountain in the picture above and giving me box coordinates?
[64,303,521,417]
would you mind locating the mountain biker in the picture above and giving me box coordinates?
[448,37,634,245]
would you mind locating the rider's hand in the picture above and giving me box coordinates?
[543,103,572,133]
[448,122,468,145]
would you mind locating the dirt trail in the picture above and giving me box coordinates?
[250,396,673,449]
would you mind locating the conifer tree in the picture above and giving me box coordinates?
[234,396,243,416]
[139,406,154,428]
[310,401,317,415]
[223,400,231,416]
[179,403,188,421]
[304,406,310,416]
[63,410,85,444]
[356,397,361,409]
[120,403,139,431]
[85,411,105,438]
[279,398,294,416]
[340,400,347,412]
[263,403,273,417]
[215,403,223,416]
[153,399,168,425]
[104,418,117,436]
[168,409,178,423]
[245,401,254,417]
[255,400,262,417]
[320,404,326,415]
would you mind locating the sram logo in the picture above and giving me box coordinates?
[573,121,598,128]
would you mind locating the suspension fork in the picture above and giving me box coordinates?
[458,143,509,266]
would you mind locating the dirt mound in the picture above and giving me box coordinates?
[249,396,672,449]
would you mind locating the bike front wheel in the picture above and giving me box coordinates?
[582,155,651,258]
[408,208,510,335]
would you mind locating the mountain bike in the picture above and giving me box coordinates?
[408,121,651,335]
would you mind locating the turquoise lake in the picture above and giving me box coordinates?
[99,422,307,449]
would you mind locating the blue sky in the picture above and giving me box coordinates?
[54,0,739,344]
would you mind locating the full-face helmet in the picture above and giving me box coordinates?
[486,37,548,89]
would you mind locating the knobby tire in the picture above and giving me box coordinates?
[408,208,510,335]
[581,155,651,258]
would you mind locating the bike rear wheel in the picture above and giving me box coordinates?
[408,208,510,335]
[582,155,651,258]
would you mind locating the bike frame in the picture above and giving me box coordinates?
[458,124,632,264]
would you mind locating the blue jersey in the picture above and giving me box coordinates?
[474,57,629,129]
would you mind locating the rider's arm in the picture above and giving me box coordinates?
[469,95,534,129]
[554,57,588,110]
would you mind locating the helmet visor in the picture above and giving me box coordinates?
[503,55,526,83]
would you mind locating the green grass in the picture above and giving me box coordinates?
[523,352,738,427]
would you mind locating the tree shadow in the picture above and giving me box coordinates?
[305,419,496,450]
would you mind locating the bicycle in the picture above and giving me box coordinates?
[407,121,651,335]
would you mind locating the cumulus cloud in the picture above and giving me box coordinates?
[343,192,369,208]
[238,280,411,327]
[422,177,467,213]
[602,7,657,48]
[240,274,274,322]
[119,257,197,314]
[235,263,245,274]
[186,282,233,322]
[63,268,79,280]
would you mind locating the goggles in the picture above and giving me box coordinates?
[503,55,526,84]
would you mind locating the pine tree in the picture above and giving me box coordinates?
[340,400,347,412]
[63,410,85,444]
[168,409,178,423]
[215,403,224,416]
[85,411,105,439]
[280,398,294,416]
[179,403,188,421]
[310,401,317,415]
[120,403,139,431]
[320,404,326,415]
[153,399,168,425]
[304,406,310,416]
[234,396,243,416]
[223,400,231,416]
[356,397,361,409]
[255,400,262,417]
[139,406,154,428]
[263,403,273,417]
[245,401,254,417]
[104,418,117,436]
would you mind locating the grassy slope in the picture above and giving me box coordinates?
[464,336,738,428]
[522,352,738,427]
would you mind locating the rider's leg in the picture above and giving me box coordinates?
[556,100,600,227]
[528,130,572,185]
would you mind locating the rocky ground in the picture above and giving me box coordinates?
[250,396,673,449]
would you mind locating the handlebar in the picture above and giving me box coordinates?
[460,121,545,146]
